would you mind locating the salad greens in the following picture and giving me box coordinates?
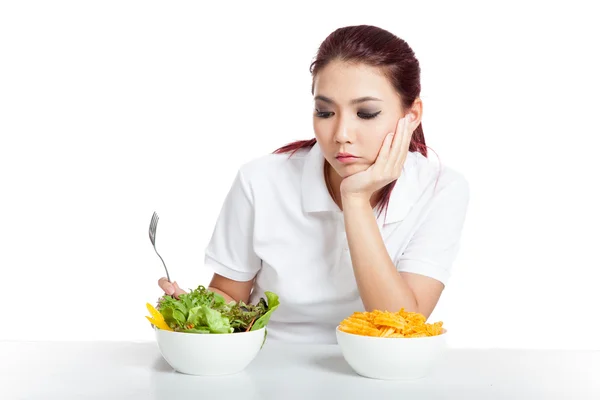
[155,285,279,334]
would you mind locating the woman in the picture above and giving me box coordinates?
[158,25,470,344]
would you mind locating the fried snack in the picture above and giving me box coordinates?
[339,308,443,338]
[339,317,381,337]
[373,314,407,331]
[378,327,395,337]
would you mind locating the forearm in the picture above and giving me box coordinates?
[342,196,419,313]
[208,286,236,303]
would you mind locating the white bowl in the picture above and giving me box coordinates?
[155,327,266,376]
[336,326,448,380]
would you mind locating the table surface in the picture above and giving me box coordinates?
[2,340,599,399]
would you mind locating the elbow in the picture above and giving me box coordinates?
[361,289,421,315]
[363,300,420,314]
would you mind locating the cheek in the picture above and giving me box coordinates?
[313,130,329,152]
[363,131,390,160]
[312,120,330,143]
[313,130,336,164]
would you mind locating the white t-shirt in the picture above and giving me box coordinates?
[204,142,470,344]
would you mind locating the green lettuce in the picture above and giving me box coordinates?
[250,291,280,331]
[155,285,279,334]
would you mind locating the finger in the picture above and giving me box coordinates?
[394,115,415,170]
[389,116,408,162]
[172,281,187,298]
[158,277,175,295]
[375,132,394,167]
[383,117,407,176]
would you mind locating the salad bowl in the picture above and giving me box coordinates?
[146,286,279,376]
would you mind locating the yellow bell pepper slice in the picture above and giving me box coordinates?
[145,303,173,331]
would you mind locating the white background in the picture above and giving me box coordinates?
[1,0,598,349]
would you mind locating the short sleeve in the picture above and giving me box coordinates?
[204,169,261,281]
[395,176,470,285]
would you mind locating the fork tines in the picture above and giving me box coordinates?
[149,211,159,245]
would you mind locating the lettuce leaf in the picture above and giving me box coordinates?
[155,285,278,334]
[251,291,279,331]
[202,306,234,333]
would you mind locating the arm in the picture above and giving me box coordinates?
[342,175,469,317]
[204,168,262,303]
[342,196,443,317]
[338,113,468,318]
[208,273,254,303]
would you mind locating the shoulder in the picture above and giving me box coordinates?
[237,147,312,185]
[409,151,469,202]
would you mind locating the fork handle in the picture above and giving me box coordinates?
[153,247,171,282]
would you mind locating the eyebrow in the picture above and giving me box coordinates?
[314,95,383,105]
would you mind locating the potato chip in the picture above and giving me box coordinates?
[373,314,407,331]
[379,327,395,337]
[339,317,381,336]
[349,312,370,321]
[339,308,443,338]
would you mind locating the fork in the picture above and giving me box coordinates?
[149,211,171,282]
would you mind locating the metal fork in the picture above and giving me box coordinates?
[149,211,171,282]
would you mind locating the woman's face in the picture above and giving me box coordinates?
[312,60,409,179]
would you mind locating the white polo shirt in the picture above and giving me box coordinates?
[204,142,469,344]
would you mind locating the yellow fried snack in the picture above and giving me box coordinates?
[348,312,370,321]
[339,317,381,337]
[145,303,173,331]
[379,327,395,337]
[339,308,443,338]
[373,314,407,331]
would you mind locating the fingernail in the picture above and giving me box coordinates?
[166,287,174,295]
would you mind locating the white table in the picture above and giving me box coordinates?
[2,340,598,399]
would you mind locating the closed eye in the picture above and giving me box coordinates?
[357,111,382,119]
[314,110,382,119]
[315,110,334,118]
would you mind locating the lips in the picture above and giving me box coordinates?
[336,152,357,159]
[335,152,360,164]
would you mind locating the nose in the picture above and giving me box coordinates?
[333,117,356,144]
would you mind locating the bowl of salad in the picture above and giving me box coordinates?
[145,285,279,376]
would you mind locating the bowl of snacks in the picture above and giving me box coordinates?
[336,309,447,380]
[145,285,279,376]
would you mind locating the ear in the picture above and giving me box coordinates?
[406,98,423,128]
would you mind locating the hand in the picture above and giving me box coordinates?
[340,115,416,202]
[158,277,187,298]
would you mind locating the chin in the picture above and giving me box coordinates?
[334,164,367,178]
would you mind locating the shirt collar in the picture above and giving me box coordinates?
[301,142,422,224]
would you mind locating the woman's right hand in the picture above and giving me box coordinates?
[158,277,187,298]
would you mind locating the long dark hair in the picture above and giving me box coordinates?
[274,25,427,215]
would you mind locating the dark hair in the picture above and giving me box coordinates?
[274,25,427,216]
